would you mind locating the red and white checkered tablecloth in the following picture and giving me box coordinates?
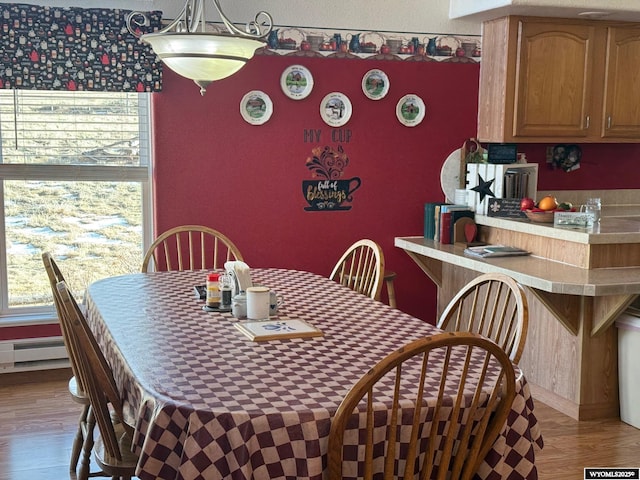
[85,268,543,480]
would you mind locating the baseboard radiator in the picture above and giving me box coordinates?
[0,336,69,373]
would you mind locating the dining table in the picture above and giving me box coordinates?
[84,268,543,480]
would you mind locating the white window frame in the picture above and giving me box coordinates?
[0,91,154,325]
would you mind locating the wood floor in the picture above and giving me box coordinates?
[2,369,640,479]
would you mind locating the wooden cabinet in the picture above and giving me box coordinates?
[603,26,640,138]
[478,16,640,143]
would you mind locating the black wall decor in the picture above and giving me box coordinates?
[0,3,163,92]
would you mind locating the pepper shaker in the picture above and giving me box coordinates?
[219,273,233,308]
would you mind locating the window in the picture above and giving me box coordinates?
[0,90,152,322]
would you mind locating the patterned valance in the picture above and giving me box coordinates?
[0,3,163,92]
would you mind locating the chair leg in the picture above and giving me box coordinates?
[70,404,89,474]
[78,407,96,480]
[383,271,397,308]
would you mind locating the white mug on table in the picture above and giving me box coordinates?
[246,286,270,320]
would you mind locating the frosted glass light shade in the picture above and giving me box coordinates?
[142,32,264,94]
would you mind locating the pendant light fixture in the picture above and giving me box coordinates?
[127,0,273,95]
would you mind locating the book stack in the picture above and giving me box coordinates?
[503,168,532,199]
[424,203,475,244]
[424,202,446,240]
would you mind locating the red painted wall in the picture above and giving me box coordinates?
[0,323,61,341]
[519,144,640,190]
[152,54,481,322]
[7,53,640,342]
[152,53,640,322]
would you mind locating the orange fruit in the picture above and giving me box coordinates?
[537,195,559,211]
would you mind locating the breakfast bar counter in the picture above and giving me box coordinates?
[396,212,640,421]
[394,236,640,297]
[476,213,640,245]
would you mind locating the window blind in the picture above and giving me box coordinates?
[0,90,150,181]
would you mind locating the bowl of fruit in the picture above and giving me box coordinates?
[521,196,574,223]
[524,209,555,223]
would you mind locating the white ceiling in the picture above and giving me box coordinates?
[12,0,640,37]
[8,0,484,35]
[449,0,640,23]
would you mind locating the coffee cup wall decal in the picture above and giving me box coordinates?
[303,145,361,212]
[303,177,361,211]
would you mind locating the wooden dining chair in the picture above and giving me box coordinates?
[141,224,244,272]
[327,331,516,480]
[56,280,139,480]
[330,239,385,301]
[437,272,529,363]
[42,252,95,479]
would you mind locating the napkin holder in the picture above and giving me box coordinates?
[224,261,253,296]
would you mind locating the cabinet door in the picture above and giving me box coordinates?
[602,27,640,138]
[514,21,595,138]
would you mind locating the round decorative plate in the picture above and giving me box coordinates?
[281,65,314,100]
[361,69,389,100]
[440,148,463,203]
[320,92,352,127]
[240,90,273,125]
[396,94,425,127]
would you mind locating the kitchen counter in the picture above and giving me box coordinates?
[395,236,640,297]
[469,212,640,269]
[395,209,640,420]
[476,214,640,244]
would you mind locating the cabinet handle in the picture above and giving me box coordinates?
[585,115,590,129]
[607,116,612,129]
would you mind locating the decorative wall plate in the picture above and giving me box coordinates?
[320,92,352,127]
[281,65,314,100]
[396,94,425,127]
[440,148,463,203]
[240,90,273,125]
[362,69,389,100]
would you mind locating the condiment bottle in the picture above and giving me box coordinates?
[206,273,221,308]
[219,273,232,308]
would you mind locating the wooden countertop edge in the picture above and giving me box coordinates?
[475,215,640,244]
[395,236,640,336]
[394,236,640,296]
